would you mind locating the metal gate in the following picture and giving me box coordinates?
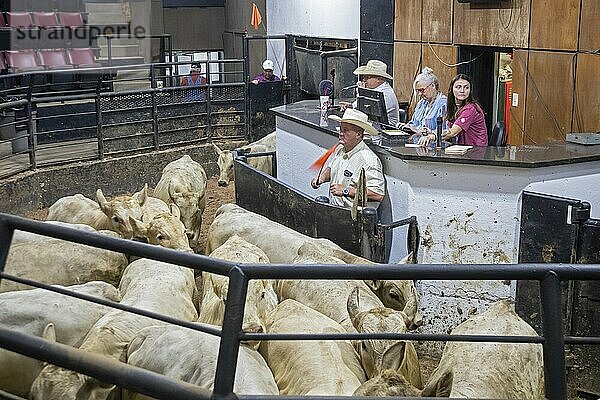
[233,150,419,263]
[517,191,600,398]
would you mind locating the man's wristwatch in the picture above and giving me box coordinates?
[342,187,350,197]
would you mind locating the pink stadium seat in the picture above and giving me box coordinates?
[66,48,101,68]
[57,12,84,27]
[36,49,74,69]
[5,49,44,72]
[6,12,35,28]
[32,12,60,27]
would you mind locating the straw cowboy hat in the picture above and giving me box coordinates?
[329,108,378,136]
[353,59,393,80]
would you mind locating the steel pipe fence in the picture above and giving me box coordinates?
[0,213,599,400]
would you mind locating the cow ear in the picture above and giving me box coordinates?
[421,369,453,398]
[364,279,382,292]
[347,286,368,328]
[134,184,148,206]
[129,216,146,236]
[404,286,423,330]
[170,203,181,219]
[42,323,56,343]
[380,341,405,372]
[398,251,413,264]
[96,189,109,213]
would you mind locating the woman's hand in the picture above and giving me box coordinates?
[417,133,435,147]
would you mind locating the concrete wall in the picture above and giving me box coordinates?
[163,7,225,50]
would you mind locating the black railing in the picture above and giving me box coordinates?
[0,213,599,399]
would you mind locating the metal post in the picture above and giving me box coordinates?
[205,59,212,141]
[150,64,156,89]
[95,88,104,160]
[151,89,159,150]
[540,271,567,399]
[360,207,378,262]
[26,98,36,170]
[0,218,14,278]
[107,36,112,67]
[242,36,250,140]
[212,266,247,399]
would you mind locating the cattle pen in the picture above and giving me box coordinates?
[1,213,599,400]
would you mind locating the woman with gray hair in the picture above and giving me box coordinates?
[399,67,447,138]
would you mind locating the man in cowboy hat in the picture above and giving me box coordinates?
[340,59,400,127]
[310,108,385,208]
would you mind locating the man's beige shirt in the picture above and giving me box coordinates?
[328,140,385,208]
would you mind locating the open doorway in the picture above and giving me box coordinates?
[458,46,513,144]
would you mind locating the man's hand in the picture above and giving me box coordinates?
[329,183,348,197]
[311,176,321,189]
[251,79,259,85]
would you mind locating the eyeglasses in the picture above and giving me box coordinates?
[360,75,375,82]
[415,82,434,93]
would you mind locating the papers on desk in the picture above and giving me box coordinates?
[444,145,473,154]
[404,143,420,148]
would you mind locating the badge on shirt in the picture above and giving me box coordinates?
[461,117,466,123]
[344,170,353,177]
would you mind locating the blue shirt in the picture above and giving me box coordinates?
[408,93,448,131]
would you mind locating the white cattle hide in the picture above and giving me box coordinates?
[153,155,207,243]
[347,287,422,389]
[207,203,422,326]
[213,131,275,187]
[259,299,366,396]
[47,187,148,239]
[130,204,192,252]
[274,242,384,333]
[0,281,119,397]
[29,258,198,400]
[2,229,128,293]
[125,325,278,399]
[199,236,278,346]
[11,221,118,245]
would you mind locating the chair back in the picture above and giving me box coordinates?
[37,49,69,68]
[57,12,84,27]
[32,11,59,27]
[489,121,507,146]
[7,12,35,27]
[6,49,39,68]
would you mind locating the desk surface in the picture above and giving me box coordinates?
[272,100,600,168]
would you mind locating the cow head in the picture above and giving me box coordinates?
[364,279,423,330]
[129,205,193,252]
[354,368,453,397]
[30,324,116,400]
[213,143,235,187]
[347,287,413,379]
[96,188,146,239]
[168,181,204,241]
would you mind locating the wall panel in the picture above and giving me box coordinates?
[509,50,528,145]
[524,51,575,144]
[392,42,422,103]
[453,0,530,47]
[579,0,600,52]
[394,0,421,41]
[573,54,600,134]
[422,0,452,44]
[530,0,579,50]
[422,44,457,93]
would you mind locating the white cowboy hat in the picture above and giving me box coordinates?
[328,108,378,136]
[353,59,393,80]
[262,59,274,70]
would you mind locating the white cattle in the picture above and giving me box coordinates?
[30,258,198,400]
[207,203,422,326]
[213,132,275,187]
[2,228,128,293]
[0,281,119,397]
[348,286,422,389]
[259,299,366,396]
[126,325,278,399]
[130,205,193,252]
[199,236,278,347]
[12,221,118,245]
[355,300,545,399]
[47,187,148,239]
[153,155,207,243]
[274,242,386,333]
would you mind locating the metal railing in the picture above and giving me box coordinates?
[0,213,599,399]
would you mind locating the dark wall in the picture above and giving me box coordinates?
[163,7,225,50]
[359,0,394,71]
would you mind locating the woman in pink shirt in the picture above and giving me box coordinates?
[443,74,488,146]
[417,74,488,147]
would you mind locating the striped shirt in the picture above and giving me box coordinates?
[329,141,385,208]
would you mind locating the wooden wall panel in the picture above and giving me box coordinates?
[579,0,600,52]
[394,0,421,41]
[392,42,422,103]
[509,50,528,145]
[422,0,453,43]
[530,0,579,50]
[421,44,457,93]
[573,54,600,134]
[524,51,575,144]
[453,0,530,47]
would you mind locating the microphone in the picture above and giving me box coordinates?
[341,84,358,91]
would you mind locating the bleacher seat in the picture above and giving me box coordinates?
[67,47,101,68]
[57,12,84,27]
[32,12,60,27]
[36,49,73,69]
[5,49,44,72]
[6,12,35,28]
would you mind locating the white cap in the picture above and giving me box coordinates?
[262,59,274,70]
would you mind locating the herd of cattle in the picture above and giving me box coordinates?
[0,137,546,399]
